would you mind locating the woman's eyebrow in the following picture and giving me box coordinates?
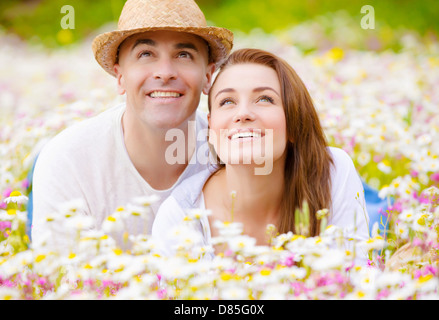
[214,88,235,99]
[214,86,280,99]
[253,86,280,97]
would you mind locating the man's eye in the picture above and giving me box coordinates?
[178,51,193,59]
[138,51,151,58]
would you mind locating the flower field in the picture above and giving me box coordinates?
[1,12,439,300]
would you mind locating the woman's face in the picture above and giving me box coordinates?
[208,63,287,174]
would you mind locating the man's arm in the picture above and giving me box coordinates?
[31,142,91,253]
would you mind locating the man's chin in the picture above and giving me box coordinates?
[149,116,191,132]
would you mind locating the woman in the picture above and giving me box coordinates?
[152,48,369,260]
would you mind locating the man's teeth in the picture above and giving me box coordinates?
[149,91,182,98]
[230,131,262,140]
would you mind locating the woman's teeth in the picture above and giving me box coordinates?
[230,131,262,140]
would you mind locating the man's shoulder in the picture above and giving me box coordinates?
[195,109,208,129]
[39,104,124,156]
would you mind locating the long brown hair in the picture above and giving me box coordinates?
[208,48,334,236]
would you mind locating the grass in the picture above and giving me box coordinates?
[1,0,438,48]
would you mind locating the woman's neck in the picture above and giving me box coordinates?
[209,160,285,241]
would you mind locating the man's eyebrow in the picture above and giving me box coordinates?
[174,42,199,52]
[131,38,156,52]
[130,39,199,52]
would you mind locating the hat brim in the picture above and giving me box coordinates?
[92,26,233,77]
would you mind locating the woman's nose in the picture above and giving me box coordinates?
[233,103,255,123]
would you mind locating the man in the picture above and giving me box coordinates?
[31,0,233,252]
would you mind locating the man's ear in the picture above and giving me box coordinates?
[202,63,216,95]
[207,113,213,144]
[114,64,126,95]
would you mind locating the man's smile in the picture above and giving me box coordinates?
[147,90,183,98]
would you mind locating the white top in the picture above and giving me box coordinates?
[31,103,209,252]
[152,147,370,262]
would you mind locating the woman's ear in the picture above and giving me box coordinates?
[114,64,126,95]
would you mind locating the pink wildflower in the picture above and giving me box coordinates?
[425,265,437,276]
[3,279,15,288]
[376,289,390,299]
[430,172,439,182]
[282,254,295,267]
[334,272,346,284]
[84,279,94,287]
[345,262,355,272]
[36,277,46,286]
[387,201,403,213]
[21,179,29,189]
[412,238,423,247]
[0,221,11,231]
[2,188,12,198]
[290,282,305,297]
[157,288,167,299]
[101,280,113,287]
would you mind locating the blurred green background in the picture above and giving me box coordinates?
[1,0,438,50]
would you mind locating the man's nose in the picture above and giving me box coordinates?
[153,57,177,83]
[233,102,256,123]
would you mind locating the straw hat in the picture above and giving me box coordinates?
[92,0,234,77]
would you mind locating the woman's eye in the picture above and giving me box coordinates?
[257,95,274,104]
[219,98,235,106]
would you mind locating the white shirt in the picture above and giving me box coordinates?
[152,147,370,262]
[31,103,209,252]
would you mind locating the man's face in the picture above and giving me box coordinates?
[115,30,215,130]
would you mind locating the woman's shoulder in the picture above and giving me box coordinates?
[328,146,354,167]
[153,168,214,255]
[327,146,359,186]
[155,167,214,219]
[173,167,215,203]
